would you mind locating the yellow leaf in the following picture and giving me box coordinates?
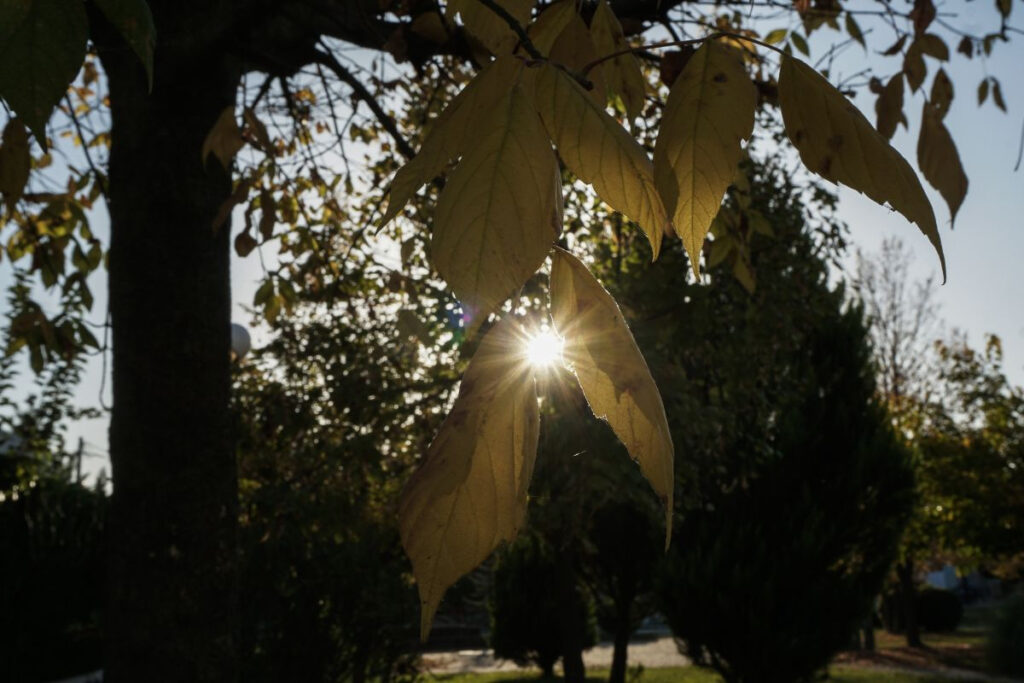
[432,65,562,326]
[399,315,539,640]
[547,10,607,109]
[201,107,244,169]
[549,248,674,546]
[0,118,31,211]
[589,0,646,121]
[533,63,668,257]
[778,56,946,280]
[525,0,576,55]
[874,74,905,140]
[653,41,756,277]
[449,0,535,55]
[917,105,967,225]
[382,56,519,226]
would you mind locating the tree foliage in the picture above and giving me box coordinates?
[647,178,915,682]
[0,0,1019,668]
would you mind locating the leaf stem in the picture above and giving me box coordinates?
[581,31,788,76]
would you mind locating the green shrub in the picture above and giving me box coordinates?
[656,305,916,683]
[916,588,963,632]
[0,477,108,682]
[489,533,597,677]
[988,593,1024,677]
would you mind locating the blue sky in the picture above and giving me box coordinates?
[827,9,1024,385]
[3,6,1023,480]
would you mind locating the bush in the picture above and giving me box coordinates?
[489,533,597,677]
[917,588,963,632]
[656,305,916,683]
[988,593,1024,677]
[0,477,108,682]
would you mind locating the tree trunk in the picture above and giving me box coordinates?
[897,559,923,648]
[100,20,241,682]
[861,617,875,651]
[556,554,586,683]
[539,656,556,679]
[608,608,631,683]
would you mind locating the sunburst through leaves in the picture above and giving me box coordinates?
[524,328,564,368]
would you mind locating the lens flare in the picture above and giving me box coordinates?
[524,330,564,368]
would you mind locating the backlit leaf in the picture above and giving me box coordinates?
[0,0,88,143]
[778,56,945,279]
[432,65,562,325]
[525,0,576,55]
[93,0,156,89]
[917,105,967,225]
[533,63,668,257]
[202,107,244,168]
[590,0,646,122]
[382,56,517,226]
[549,248,674,546]
[449,0,535,55]
[399,315,539,640]
[0,118,31,211]
[547,9,607,109]
[653,41,756,276]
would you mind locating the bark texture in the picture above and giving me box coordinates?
[100,6,241,679]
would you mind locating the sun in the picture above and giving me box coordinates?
[525,329,564,368]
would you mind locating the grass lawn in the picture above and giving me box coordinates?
[424,605,999,683]
[423,666,956,682]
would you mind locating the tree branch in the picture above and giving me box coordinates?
[312,49,416,161]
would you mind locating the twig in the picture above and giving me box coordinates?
[1014,114,1024,172]
[313,48,416,160]
[582,31,787,76]
[63,93,107,197]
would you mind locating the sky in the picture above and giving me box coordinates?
[2,5,1023,482]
